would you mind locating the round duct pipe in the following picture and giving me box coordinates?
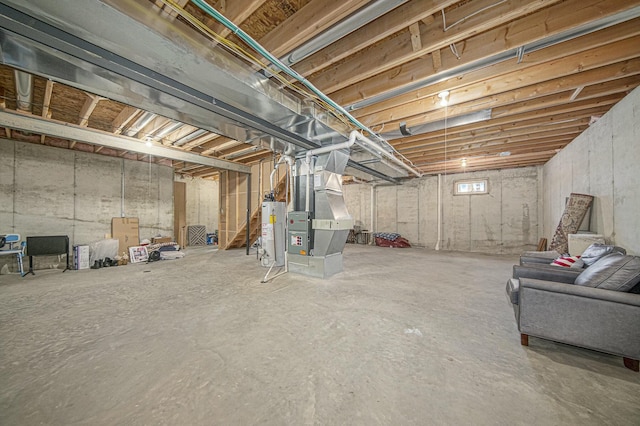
[14,70,33,112]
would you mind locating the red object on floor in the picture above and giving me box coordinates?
[375,237,411,248]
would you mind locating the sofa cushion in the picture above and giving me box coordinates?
[575,254,640,291]
[580,243,626,266]
[551,255,584,268]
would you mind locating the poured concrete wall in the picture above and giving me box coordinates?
[174,176,219,233]
[343,167,541,254]
[0,139,173,268]
[543,87,640,255]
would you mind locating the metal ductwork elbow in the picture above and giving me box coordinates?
[14,70,33,112]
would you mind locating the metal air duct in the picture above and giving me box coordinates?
[280,0,408,66]
[13,69,32,111]
[124,111,156,137]
[0,0,408,182]
[381,109,492,140]
[152,120,184,140]
[172,128,208,146]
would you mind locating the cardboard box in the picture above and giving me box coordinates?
[112,217,140,253]
[152,237,172,244]
[73,245,90,270]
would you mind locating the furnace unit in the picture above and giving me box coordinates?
[288,149,353,278]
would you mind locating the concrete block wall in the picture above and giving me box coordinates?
[0,139,173,270]
[343,166,541,254]
[543,86,640,255]
[174,175,219,233]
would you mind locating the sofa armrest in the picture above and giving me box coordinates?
[519,278,640,359]
[519,250,560,266]
[513,264,580,283]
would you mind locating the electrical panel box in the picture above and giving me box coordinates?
[288,211,312,256]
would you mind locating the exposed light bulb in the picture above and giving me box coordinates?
[461,158,467,168]
[145,137,153,147]
[438,90,450,107]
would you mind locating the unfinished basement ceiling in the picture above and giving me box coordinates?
[0,0,639,180]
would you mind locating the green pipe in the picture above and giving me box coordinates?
[189,0,408,157]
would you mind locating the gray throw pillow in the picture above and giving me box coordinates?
[575,254,640,291]
[580,243,626,266]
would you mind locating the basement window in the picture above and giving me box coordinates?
[454,179,488,195]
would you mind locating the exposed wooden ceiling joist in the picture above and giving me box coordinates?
[1,0,638,178]
[0,109,250,173]
[77,94,103,127]
[392,105,611,149]
[260,0,372,57]
[354,18,640,121]
[182,133,221,151]
[210,0,267,38]
[400,120,591,156]
[308,0,565,95]
[330,0,639,106]
[291,0,459,77]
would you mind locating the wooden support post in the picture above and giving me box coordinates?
[409,23,422,52]
[78,94,103,127]
[246,172,251,255]
[521,334,529,346]
[225,171,230,248]
[432,49,442,72]
[41,79,54,119]
[421,15,435,27]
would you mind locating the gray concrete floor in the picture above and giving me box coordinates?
[1,245,639,425]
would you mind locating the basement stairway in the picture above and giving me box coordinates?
[224,172,289,250]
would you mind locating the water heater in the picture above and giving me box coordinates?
[261,201,286,267]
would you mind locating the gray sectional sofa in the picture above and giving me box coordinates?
[506,249,640,372]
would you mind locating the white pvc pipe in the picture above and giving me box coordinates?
[305,156,312,212]
[270,155,294,193]
[284,142,295,156]
[261,251,289,283]
[435,173,442,251]
[287,158,295,212]
[306,138,356,159]
[370,184,375,238]
[120,160,125,217]
[349,131,422,178]
[269,159,279,192]
[300,130,419,214]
